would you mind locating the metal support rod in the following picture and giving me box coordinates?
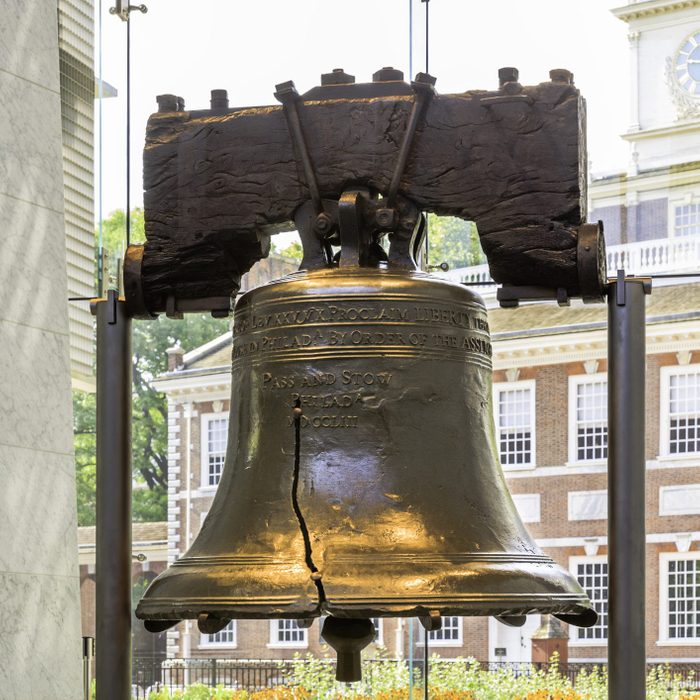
[408,618,414,697]
[94,290,133,700]
[82,637,95,700]
[423,625,429,699]
[607,272,650,700]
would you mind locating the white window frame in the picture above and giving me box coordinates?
[417,616,463,647]
[568,373,608,465]
[659,550,700,645]
[200,412,229,488]
[672,201,700,238]
[660,364,700,459]
[370,618,384,646]
[267,619,308,648]
[199,620,237,649]
[493,380,536,470]
[569,555,608,647]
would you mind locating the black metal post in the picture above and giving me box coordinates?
[607,272,650,700]
[94,290,133,700]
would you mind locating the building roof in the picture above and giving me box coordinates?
[489,281,700,340]
[77,521,167,546]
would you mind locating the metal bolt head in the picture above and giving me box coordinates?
[549,68,574,85]
[210,89,229,110]
[156,94,179,112]
[373,66,404,82]
[321,68,355,86]
[498,67,519,87]
[314,212,333,235]
[375,208,395,229]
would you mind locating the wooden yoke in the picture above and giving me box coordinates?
[127,67,605,317]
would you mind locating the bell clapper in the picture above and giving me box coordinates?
[321,616,375,683]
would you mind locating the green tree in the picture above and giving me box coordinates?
[271,238,303,261]
[426,215,485,269]
[74,209,229,525]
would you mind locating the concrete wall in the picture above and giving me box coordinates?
[0,1,82,696]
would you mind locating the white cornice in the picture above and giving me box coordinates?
[536,532,699,548]
[493,319,700,370]
[152,370,231,400]
[621,121,700,142]
[612,0,700,22]
[590,161,700,202]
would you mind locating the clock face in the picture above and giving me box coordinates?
[675,31,700,95]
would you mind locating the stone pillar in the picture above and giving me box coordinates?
[531,614,569,665]
[0,1,82,696]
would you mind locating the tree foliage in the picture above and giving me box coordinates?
[74,209,228,525]
[426,215,485,270]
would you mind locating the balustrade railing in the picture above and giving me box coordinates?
[436,235,700,288]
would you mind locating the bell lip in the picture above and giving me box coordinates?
[136,599,596,625]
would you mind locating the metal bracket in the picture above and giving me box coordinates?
[274,82,325,225]
[497,285,570,309]
[109,1,147,20]
[609,269,652,307]
[386,73,436,208]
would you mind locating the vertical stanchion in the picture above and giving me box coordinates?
[408,619,415,698]
[423,626,429,700]
[94,290,133,700]
[82,636,95,700]
[607,272,650,700]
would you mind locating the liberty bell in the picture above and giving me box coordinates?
[136,187,597,681]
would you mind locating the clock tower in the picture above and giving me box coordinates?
[616,0,700,170]
[589,0,700,248]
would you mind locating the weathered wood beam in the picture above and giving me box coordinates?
[136,70,593,314]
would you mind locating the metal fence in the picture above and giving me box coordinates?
[131,657,700,698]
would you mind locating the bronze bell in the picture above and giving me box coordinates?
[136,192,597,680]
[137,270,596,675]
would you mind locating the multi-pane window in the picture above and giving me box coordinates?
[666,556,700,640]
[201,620,236,646]
[203,415,228,486]
[495,383,534,468]
[674,203,700,237]
[572,377,608,462]
[428,616,462,644]
[667,369,700,455]
[572,558,608,642]
[271,619,307,646]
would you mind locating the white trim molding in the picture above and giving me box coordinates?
[568,490,608,522]
[659,484,700,516]
[511,493,541,524]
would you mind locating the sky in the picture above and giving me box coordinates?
[96,0,631,223]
